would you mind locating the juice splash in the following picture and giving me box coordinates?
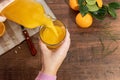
[1,0,58,36]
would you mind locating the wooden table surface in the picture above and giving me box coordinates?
[1,0,120,80]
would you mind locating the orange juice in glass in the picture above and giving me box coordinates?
[40,20,66,48]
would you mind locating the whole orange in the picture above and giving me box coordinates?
[69,0,79,11]
[75,13,93,28]
[96,0,103,8]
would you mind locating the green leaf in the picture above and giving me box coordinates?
[109,2,120,9]
[78,0,85,5]
[108,7,117,18]
[90,6,107,20]
[78,0,88,16]
[86,0,96,5]
[86,4,99,12]
[80,5,89,16]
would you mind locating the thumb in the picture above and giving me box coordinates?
[39,40,50,53]
[0,16,6,22]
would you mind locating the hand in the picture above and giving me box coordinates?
[0,0,14,22]
[39,30,71,76]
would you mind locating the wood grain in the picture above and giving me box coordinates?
[0,0,120,80]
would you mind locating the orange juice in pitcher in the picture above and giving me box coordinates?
[1,0,66,48]
[1,0,57,34]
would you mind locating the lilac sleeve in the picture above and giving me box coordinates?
[35,72,57,80]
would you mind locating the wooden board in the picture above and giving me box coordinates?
[0,0,55,55]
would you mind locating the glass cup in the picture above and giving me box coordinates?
[39,20,66,49]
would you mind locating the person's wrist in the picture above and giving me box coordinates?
[35,71,57,80]
[41,68,58,76]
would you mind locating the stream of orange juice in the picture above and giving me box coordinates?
[40,24,66,46]
[1,0,58,36]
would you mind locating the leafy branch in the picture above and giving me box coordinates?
[78,0,120,19]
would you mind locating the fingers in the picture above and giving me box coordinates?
[39,40,48,51]
[57,29,71,53]
[66,29,70,38]
[62,29,71,48]
[63,29,71,49]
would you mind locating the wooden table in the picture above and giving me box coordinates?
[0,0,120,80]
